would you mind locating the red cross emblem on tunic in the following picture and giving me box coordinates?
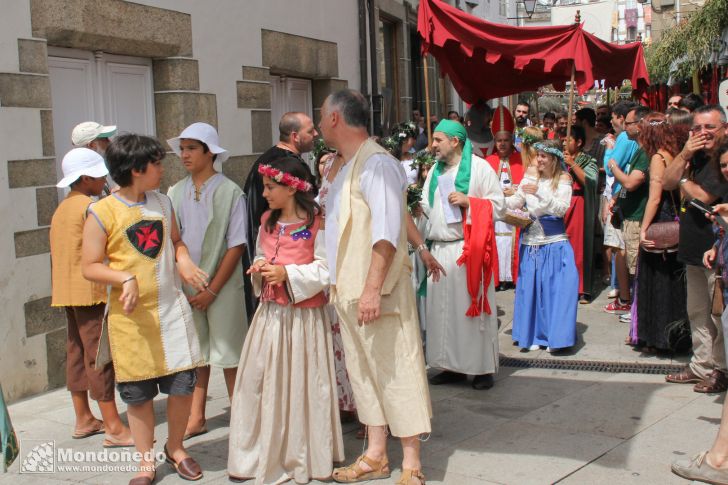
[126,220,164,259]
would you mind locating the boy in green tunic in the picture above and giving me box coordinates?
[167,123,248,440]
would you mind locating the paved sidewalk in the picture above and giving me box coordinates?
[1,288,718,484]
[496,285,691,367]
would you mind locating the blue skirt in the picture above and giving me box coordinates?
[512,240,579,350]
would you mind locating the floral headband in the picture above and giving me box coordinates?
[395,121,418,140]
[258,164,313,192]
[533,142,564,161]
[521,132,542,147]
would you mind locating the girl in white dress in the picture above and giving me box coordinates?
[228,156,343,484]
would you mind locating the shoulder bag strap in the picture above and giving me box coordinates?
[655,152,679,219]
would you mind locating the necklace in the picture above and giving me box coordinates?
[192,178,212,202]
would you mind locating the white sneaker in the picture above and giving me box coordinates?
[528,344,540,351]
[619,313,632,323]
[607,288,619,299]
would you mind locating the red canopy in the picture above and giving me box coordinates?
[417,0,649,102]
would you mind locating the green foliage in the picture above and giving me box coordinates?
[309,138,333,162]
[406,184,424,212]
[381,135,400,155]
[382,121,419,157]
[410,148,436,170]
[646,0,728,83]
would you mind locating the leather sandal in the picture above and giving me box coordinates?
[396,469,426,485]
[665,367,702,384]
[128,471,155,485]
[332,454,390,483]
[164,444,203,481]
[694,370,728,393]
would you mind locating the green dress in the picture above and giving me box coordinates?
[567,152,599,297]
[1,384,19,472]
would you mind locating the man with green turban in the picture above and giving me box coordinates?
[419,118,505,390]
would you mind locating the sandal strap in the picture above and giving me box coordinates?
[334,454,389,480]
[397,468,426,485]
[359,454,387,471]
[338,455,366,478]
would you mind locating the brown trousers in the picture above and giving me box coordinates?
[65,304,115,401]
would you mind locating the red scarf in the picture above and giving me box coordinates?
[456,198,497,316]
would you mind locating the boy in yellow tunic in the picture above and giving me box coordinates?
[82,134,209,485]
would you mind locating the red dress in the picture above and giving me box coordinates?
[564,179,585,294]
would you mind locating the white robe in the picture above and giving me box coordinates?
[495,160,517,282]
[420,155,505,375]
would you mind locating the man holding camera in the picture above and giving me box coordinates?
[663,104,728,393]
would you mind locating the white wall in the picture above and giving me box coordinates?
[0,2,52,400]
[0,0,362,402]
[134,0,361,156]
[551,1,616,40]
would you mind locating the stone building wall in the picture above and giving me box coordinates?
[0,0,361,402]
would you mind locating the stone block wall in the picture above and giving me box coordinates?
[0,0,361,402]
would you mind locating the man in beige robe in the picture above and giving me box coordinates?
[319,89,432,485]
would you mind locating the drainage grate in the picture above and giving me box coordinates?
[499,355,684,375]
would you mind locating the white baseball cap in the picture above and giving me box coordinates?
[71,121,117,147]
[167,122,230,163]
[56,148,109,188]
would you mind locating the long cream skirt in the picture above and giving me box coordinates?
[227,302,344,485]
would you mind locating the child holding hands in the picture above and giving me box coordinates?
[228,156,343,484]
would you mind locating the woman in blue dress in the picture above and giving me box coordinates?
[506,140,579,352]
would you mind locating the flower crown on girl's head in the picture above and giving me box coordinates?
[533,142,564,161]
[258,164,313,192]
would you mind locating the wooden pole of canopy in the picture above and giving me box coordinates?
[423,54,433,148]
[565,10,581,146]
[566,62,576,144]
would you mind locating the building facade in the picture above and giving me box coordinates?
[525,0,651,47]
[650,0,705,42]
[0,0,431,402]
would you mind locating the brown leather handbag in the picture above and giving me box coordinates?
[644,219,679,249]
[645,162,680,249]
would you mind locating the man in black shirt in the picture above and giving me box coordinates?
[663,105,728,393]
[242,112,317,316]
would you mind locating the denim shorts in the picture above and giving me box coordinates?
[116,369,197,405]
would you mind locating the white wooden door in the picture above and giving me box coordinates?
[269,76,313,144]
[48,56,95,181]
[48,47,155,182]
[104,60,155,137]
[286,78,312,116]
[269,76,313,166]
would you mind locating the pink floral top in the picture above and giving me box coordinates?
[318,153,336,218]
